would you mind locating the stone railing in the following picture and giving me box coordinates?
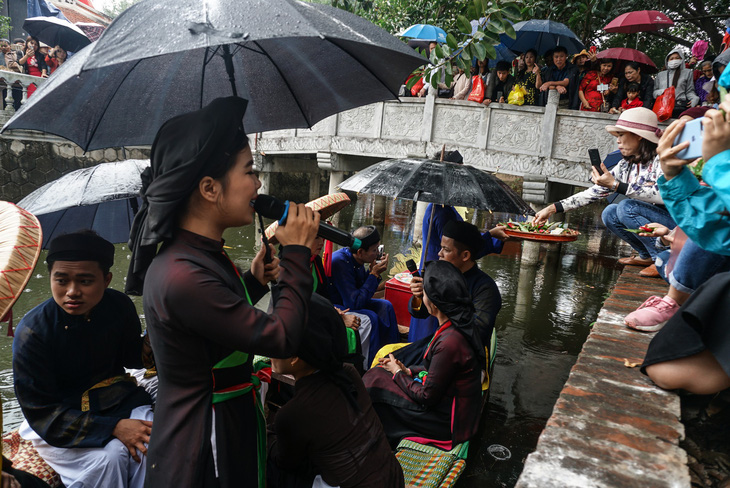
[0,71,47,125]
[257,91,666,199]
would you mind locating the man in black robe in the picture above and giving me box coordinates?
[397,220,502,368]
[13,231,153,488]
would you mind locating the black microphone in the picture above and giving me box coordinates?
[253,194,362,250]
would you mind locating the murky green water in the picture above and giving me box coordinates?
[1,191,625,487]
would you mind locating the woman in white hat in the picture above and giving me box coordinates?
[534,107,676,277]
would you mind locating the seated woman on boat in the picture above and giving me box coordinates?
[267,294,404,488]
[363,260,483,449]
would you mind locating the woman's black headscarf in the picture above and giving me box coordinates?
[296,294,360,410]
[126,97,249,295]
[423,260,486,365]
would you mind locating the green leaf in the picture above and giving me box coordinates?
[473,29,485,39]
[480,0,490,14]
[503,21,517,39]
[446,33,459,50]
[501,2,523,20]
[405,74,421,90]
[482,29,501,44]
[444,72,453,86]
[456,15,472,34]
[486,20,503,33]
[474,40,487,60]
[445,62,453,76]
[484,42,497,59]
[432,44,444,58]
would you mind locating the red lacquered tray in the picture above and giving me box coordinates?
[504,229,580,242]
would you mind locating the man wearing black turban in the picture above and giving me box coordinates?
[386,220,501,369]
[363,261,484,448]
[268,295,404,487]
[13,231,152,488]
[135,98,319,488]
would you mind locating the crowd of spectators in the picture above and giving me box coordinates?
[404,39,726,121]
[1,35,71,110]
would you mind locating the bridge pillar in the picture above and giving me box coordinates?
[538,89,560,158]
[522,174,548,208]
[309,173,321,201]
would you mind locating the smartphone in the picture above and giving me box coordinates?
[377,244,385,260]
[588,148,603,175]
[405,259,420,278]
[497,91,503,102]
[674,118,703,160]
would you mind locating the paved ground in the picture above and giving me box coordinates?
[516,266,690,488]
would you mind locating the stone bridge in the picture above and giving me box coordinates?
[256,90,630,204]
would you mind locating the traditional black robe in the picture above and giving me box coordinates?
[268,364,404,488]
[398,265,501,367]
[13,289,150,448]
[142,229,312,488]
[364,324,482,448]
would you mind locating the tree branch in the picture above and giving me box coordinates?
[645,30,693,49]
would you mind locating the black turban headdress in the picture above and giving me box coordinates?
[125,97,249,295]
[295,294,359,410]
[443,220,483,259]
[423,260,485,365]
[48,231,115,271]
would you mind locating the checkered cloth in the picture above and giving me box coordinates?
[395,439,468,488]
[2,430,62,487]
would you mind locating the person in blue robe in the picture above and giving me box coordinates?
[330,226,399,363]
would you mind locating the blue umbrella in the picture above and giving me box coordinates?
[17,159,148,247]
[500,19,584,56]
[401,24,447,43]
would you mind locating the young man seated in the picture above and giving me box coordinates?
[13,231,153,488]
[330,226,399,363]
[483,60,515,106]
[267,294,404,488]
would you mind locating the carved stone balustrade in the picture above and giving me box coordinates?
[0,71,47,125]
[257,91,667,196]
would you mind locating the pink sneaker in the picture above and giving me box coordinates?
[624,295,680,332]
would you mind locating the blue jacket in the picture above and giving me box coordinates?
[658,149,730,256]
[330,247,381,310]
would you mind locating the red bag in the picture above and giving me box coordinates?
[652,86,675,122]
[468,75,485,103]
[405,74,425,96]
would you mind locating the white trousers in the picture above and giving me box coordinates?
[19,405,154,488]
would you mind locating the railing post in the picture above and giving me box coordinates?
[420,91,436,142]
[538,89,559,158]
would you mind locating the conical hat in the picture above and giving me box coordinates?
[264,193,351,245]
[0,202,43,320]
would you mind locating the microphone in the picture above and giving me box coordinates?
[253,194,362,250]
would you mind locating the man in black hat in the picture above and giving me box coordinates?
[403,220,501,366]
[13,231,153,488]
[330,225,399,364]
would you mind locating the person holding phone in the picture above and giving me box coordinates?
[534,108,676,277]
[17,36,47,94]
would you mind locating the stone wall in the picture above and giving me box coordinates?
[0,132,149,203]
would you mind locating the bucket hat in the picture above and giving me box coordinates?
[605,107,662,144]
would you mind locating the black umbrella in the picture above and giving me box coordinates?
[2,0,426,151]
[337,158,534,261]
[17,160,148,247]
[22,16,91,52]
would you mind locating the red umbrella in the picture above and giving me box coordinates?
[604,10,673,34]
[597,47,657,73]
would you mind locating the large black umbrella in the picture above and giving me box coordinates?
[338,158,534,262]
[17,160,148,247]
[2,0,426,151]
[22,16,91,52]
[338,158,533,214]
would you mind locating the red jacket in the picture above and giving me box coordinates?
[621,98,643,110]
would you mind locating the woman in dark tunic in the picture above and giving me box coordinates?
[125,97,319,488]
[363,260,484,449]
[268,294,404,488]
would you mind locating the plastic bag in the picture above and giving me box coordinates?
[507,85,526,106]
[468,75,485,103]
[652,86,675,122]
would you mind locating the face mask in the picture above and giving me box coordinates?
[667,59,682,69]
